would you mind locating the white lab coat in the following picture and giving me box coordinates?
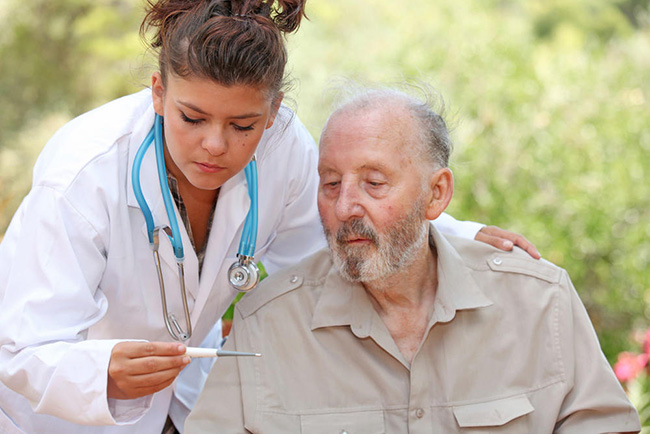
[0,89,482,433]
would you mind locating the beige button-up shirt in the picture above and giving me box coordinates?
[186,225,640,433]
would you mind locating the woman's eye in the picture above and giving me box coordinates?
[233,123,255,132]
[181,112,202,124]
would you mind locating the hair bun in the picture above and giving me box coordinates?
[142,0,303,95]
[233,0,307,34]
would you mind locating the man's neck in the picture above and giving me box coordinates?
[363,241,438,364]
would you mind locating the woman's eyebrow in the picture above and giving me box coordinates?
[178,100,209,115]
[178,100,262,119]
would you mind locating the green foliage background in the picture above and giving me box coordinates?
[1,0,649,364]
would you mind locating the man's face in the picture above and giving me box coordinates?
[317,106,429,282]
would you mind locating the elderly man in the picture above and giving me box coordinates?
[185,87,640,433]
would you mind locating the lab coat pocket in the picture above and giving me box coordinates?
[452,394,533,432]
[299,410,385,434]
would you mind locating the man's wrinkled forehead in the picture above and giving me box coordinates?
[320,104,414,154]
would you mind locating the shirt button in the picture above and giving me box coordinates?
[493,257,503,265]
[340,431,349,434]
[415,408,424,418]
[290,275,299,283]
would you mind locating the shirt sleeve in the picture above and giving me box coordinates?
[554,271,641,433]
[0,186,150,425]
[432,212,484,240]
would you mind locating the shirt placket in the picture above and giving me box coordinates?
[408,334,436,433]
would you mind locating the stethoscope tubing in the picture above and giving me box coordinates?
[132,127,155,244]
[154,115,184,261]
[132,113,260,341]
[240,159,258,258]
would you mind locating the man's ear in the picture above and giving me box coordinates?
[425,168,454,220]
[265,92,284,129]
[151,72,165,116]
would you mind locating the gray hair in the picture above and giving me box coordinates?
[325,82,453,169]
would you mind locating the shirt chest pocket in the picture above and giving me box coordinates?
[452,394,534,432]
[257,411,385,434]
[300,411,385,434]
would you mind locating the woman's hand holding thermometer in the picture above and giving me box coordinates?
[108,341,191,399]
[107,342,260,400]
[184,347,261,358]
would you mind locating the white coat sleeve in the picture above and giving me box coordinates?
[432,212,484,240]
[0,186,151,425]
[258,120,327,275]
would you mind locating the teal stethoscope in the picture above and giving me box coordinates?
[132,114,260,341]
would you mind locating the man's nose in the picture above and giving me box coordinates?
[335,182,364,221]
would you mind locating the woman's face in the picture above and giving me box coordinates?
[151,72,281,193]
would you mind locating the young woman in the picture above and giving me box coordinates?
[0,1,537,433]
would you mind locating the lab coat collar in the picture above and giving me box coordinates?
[126,99,157,210]
[311,223,493,333]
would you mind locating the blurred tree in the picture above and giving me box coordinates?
[0,0,150,231]
[529,0,633,42]
[616,0,650,27]
[0,0,147,148]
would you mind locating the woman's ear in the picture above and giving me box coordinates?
[425,168,454,221]
[265,92,284,129]
[151,72,165,116]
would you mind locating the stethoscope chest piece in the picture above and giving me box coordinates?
[228,257,260,292]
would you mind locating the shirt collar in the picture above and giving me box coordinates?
[311,222,493,333]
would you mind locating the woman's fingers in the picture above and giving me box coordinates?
[107,341,191,399]
[112,341,186,358]
[475,225,541,259]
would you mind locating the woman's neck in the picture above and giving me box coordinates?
[164,144,218,251]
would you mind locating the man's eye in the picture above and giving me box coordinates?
[181,113,202,124]
[368,181,385,187]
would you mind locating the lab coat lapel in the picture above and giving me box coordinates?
[190,171,249,330]
[126,106,200,299]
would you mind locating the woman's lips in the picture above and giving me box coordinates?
[196,162,224,173]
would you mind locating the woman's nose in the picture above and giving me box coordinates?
[202,130,227,156]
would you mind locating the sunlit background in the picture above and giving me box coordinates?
[1,0,649,424]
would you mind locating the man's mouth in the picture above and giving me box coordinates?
[335,219,379,246]
[341,236,373,246]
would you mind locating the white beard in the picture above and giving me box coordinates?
[325,197,428,283]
